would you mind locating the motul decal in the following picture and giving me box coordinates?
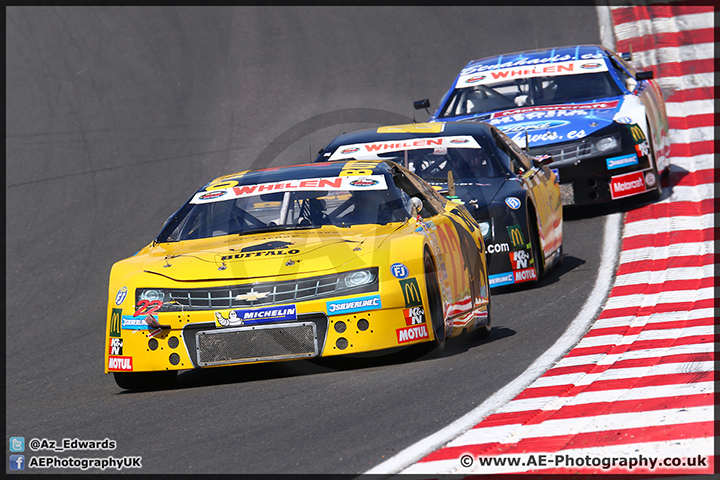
[396,324,429,344]
[514,267,537,283]
[107,356,133,371]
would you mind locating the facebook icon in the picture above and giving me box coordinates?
[10,454,25,470]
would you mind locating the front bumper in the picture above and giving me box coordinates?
[105,281,435,373]
[554,157,658,205]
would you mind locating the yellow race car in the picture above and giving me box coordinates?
[106,160,491,390]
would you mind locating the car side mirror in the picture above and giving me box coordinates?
[532,154,553,168]
[626,77,638,92]
[410,197,423,217]
[636,70,654,81]
[413,99,431,110]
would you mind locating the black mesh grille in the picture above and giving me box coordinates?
[196,322,317,366]
[528,141,592,165]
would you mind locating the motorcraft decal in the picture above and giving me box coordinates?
[610,170,647,199]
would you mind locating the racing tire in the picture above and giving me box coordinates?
[113,370,177,391]
[424,251,445,348]
[475,296,492,339]
[528,214,544,281]
[645,120,663,201]
[556,243,564,266]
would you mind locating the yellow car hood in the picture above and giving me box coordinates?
[132,224,402,283]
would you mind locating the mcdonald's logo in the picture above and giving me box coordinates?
[506,225,525,250]
[629,124,646,143]
[110,308,122,338]
[399,278,423,308]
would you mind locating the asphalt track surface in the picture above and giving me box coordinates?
[5,6,627,474]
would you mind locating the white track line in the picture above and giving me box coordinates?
[446,405,712,448]
[367,7,714,475]
[623,215,714,237]
[552,341,715,369]
[365,212,623,474]
[614,13,714,36]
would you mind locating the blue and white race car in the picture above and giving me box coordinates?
[416,45,670,206]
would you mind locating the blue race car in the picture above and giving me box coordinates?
[315,121,563,289]
[416,45,670,206]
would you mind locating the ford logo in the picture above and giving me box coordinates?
[498,120,570,133]
[505,197,522,210]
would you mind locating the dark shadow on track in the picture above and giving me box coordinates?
[491,253,587,296]
[114,326,519,393]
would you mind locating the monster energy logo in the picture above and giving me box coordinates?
[110,308,122,338]
[399,278,423,308]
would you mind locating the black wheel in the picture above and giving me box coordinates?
[113,370,177,391]
[528,214,544,281]
[645,120,663,201]
[475,296,492,339]
[424,251,445,347]
[556,243,564,266]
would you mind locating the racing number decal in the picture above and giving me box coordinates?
[339,161,376,177]
[205,180,239,191]
[134,300,163,317]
